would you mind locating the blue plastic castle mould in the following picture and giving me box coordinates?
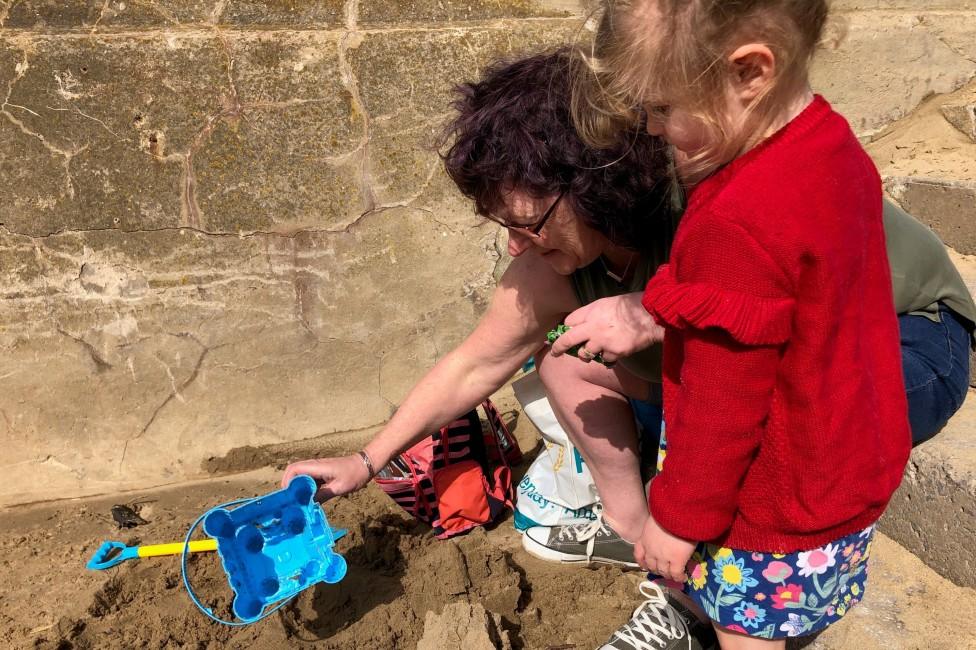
[202,475,347,622]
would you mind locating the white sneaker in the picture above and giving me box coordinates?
[599,581,717,650]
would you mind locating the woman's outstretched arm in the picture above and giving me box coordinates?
[280,251,580,499]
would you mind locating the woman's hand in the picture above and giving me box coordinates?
[634,513,696,582]
[549,292,664,364]
[280,455,372,502]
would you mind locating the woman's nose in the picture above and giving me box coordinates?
[507,230,533,257]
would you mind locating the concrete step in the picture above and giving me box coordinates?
[881,388,976,588]
[883,245,972,589]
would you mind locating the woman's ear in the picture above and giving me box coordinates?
[727,44,776,101]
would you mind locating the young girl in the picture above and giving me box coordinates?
[569,1,913,648]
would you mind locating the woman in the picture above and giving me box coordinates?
[282,47,673,564]
[282,47,975,581]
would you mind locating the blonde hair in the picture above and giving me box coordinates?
[573,0,830,178]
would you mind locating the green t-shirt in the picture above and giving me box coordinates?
[571,198,976,384]
[884,200,976,330]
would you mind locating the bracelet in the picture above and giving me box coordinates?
[356,450,375,479]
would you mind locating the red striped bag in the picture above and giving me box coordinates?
[373,400,522,539]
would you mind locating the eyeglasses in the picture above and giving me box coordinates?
[485,189,565,238]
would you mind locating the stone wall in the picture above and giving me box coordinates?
[2,0,975,506]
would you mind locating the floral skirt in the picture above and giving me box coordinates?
[649,426,875,638]
[681,525,875,638]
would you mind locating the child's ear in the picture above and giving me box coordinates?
[727,44,776,101]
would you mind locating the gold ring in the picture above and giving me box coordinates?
[579,347,596,360]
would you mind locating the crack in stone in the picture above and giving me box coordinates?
[373,157,442,211]
[92,0,182,33]
[45,104,125,140]
[131,0,180,26]
[118,332,213,472]
[170,27,247,230]
[0,0,19,29]
[490,228,509,281]
[1,105,89,197]
[2,46,31,115]
[214,28,241,121]
[338,0,375,214]
[931,31,976,68]
[210,0,228,25]
[90,0,112,34]
[56,326,114,372]
[3,102,39,116]
[376,354,397,411]
[2,48,91,200]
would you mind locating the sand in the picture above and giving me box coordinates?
[1,466,645,650]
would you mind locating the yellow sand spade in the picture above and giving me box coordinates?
[86,538,218,570]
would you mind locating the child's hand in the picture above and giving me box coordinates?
[634,513,696,582]
[281,455,371,501]
[549,293,664,364]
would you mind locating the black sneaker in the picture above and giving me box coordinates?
[521,508,639,569]
[600,581,718,650]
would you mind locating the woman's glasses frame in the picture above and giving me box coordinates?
[484,189,565,239]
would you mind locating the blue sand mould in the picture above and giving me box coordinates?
[182,474,347,625]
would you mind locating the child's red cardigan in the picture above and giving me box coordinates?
[643,96,912,553]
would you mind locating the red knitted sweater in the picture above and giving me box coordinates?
[642,96,911,553]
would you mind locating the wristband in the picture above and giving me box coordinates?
[356,450,375,479]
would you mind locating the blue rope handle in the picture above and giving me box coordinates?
[180,497,298,626]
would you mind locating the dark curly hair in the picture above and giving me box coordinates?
[439,47,672,254]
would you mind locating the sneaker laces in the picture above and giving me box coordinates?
[608,581,691,650]
[554,504,612,560]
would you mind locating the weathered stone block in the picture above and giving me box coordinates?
[832,1,976,8]
[358,0,565,26]
[880,392,976,588]
[0,205,500,506]
[2,0,219,28]
[884,177,976,255]
[349,22,576,208]
[812,13,976,138]
[949,249,976,387]
[941,101,976,142]
[191,32,365,232]
[219,0,344,27]
[0,34,228,235]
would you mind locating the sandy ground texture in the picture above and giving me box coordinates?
[2,460,976,650]
[868,78,976,182]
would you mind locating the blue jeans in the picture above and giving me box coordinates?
[632,304,971,452]
[900,304,971,446]
[631,399,664,473]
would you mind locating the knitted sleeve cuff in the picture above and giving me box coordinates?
[642,264,795,346]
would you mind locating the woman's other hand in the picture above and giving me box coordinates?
[634,513,696,583]
[280,455,371,502]
[549,292,664,364]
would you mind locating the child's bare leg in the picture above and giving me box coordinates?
[714,626,786,650]
[534,346,651,542]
